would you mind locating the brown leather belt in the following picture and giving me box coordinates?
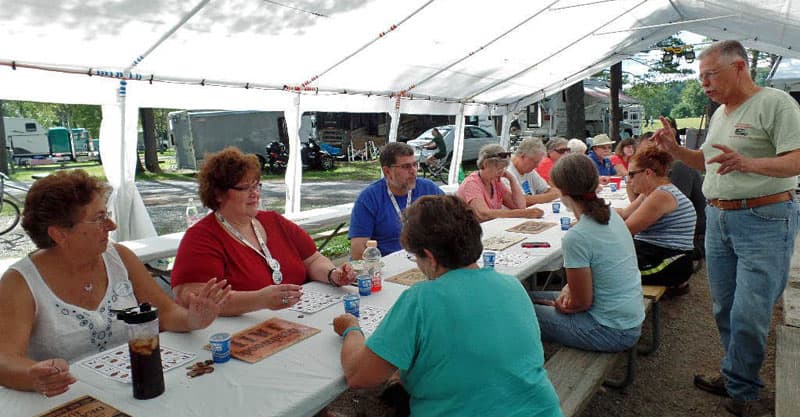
[708,191,794,210]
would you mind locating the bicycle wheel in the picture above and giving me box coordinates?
[0,198,21,235]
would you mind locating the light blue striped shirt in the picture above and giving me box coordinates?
[635,184,697,251]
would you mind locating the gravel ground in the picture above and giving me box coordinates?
[324,263,780,417]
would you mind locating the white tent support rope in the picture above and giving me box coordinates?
[595,15,738,35]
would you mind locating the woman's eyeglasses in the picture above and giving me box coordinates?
[627,168,646,178]
[486,152,512,159]
[82,210,113,228]
[231,182,263,193]
[553,148,570,154]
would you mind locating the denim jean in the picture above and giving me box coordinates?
[529,291,641,352]
[705,200,800,401]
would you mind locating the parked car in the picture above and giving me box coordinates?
[407,125,499,162]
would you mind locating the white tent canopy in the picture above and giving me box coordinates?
[3,0,800,240]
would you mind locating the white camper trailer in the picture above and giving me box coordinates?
[2,117,50,163]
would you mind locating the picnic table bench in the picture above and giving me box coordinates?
[545,286,665,417]
[777,241,800,417]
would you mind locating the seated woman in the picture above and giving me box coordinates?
[332,195,561,417]
[535,137,570,184]
[616,145,697,293]
[610,137,636,176]
[456,144,544,222]
[530,154,644,352]
[0,170,229,396]
[171,147,356,316]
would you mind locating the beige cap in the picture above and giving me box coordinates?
[591,133,615,147]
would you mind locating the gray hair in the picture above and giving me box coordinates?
[698,40,749,71]
[477,144,510,169]
[546,137,569,153]
[514,137,546,157]
[380,142,415,167]
[567,138,587,155]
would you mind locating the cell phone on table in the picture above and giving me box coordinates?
[521,241,550,248]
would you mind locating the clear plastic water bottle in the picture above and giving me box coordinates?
[185,197,201,228]
[363,240,382,292]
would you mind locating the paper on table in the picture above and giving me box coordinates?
[289,289,342,314]
[506,221,557,235]
[359,305,387,336]
[229,317,320,363]
[385,268,427,286]
[78,344,195,384]
[35,395,131,417]
[482,235,526,251]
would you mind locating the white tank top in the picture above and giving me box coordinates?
[10,243,138,362]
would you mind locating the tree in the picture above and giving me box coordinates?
[139,108,161,173]
[565,81,586,139]
[670,80,707,118]
[609,62,623,140]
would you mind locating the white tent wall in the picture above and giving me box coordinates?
[6,0,800,238]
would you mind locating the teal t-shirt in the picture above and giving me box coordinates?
[366,268,561,417]
[562,210,644,330]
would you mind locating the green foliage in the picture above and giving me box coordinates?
[2,101,102,137]
[670,80,708,118]
[626,81,685,119]
[318,234,351,259]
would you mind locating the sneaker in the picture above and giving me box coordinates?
[694,372,729,397]
[723,398,773,417]
[663,283,690,299]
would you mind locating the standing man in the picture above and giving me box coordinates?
[349,142,444,259]
[505,137,559,205]
[652,40,800,417]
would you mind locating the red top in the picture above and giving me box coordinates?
[609,154,629,171]
[171,211,317,290]
[535,157,555,183]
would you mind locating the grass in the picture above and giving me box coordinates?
[641,117,704,134]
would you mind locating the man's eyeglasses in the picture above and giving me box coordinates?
[486,152,512,159]
[231,182,263,193]
[553,148,570,154]
[699,62,737,82]
[627,168,645,179]
[390,162,419,170]
[82,210,113,227]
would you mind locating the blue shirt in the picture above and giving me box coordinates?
[349,178,443,256]
[367,268,562,417]
[563,210,644,329]
[588,151,616,176]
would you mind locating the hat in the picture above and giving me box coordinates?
[591,133,615,147]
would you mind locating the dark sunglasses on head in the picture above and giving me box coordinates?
[487,152,512,159]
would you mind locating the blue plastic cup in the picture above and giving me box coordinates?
[552,201,561,213]
[357,274,372,296]
[560,217,571,231]
[209,333,231,363]
[610,183,618,192]
[482,251,496,269]
[343,294,360,318]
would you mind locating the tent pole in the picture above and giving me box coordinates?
[448,104,466,185]
[284,95,303,214]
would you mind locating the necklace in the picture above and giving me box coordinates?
[215,212,283,284]
[387,184,413,223]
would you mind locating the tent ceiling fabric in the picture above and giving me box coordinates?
[3,0,800,112]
